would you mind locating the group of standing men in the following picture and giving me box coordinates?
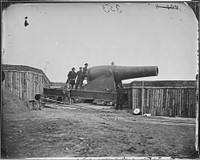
[66,63,88,90]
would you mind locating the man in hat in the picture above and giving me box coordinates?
[66,67,77,89]
[75,67,83,90]
[81,63,89,86]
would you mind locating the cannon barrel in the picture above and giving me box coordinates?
[87,65,158,82]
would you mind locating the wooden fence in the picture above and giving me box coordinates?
[3,70,50,101]
[130,86,196,118]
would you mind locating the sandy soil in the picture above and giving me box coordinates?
[1,90,196,158]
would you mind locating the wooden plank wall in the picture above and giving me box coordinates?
[3,70,50,101]
[131,87,196,118]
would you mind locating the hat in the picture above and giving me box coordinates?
[79,67,82,69]
[84,63,88,65]
[133,108,140,115]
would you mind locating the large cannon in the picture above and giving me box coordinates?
[81,65,158,92]
[44,65,159,105]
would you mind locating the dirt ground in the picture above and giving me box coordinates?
[1,90,196,159]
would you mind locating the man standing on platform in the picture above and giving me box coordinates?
[66,67,77,89]
[75,67,83,90]
[81,63,88,86]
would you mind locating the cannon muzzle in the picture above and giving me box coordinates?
[88,65,158,81]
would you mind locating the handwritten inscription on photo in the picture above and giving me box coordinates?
[102,4,122,13]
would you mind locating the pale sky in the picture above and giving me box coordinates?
[2,2,198,82]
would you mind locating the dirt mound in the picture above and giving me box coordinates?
[2,89,29,114]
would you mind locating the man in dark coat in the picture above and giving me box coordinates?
[116,83,124,110]
[75,67,83,90]
[66,67,77,89]
[81,63,88,86]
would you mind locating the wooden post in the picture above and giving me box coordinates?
[141,81,145,115]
